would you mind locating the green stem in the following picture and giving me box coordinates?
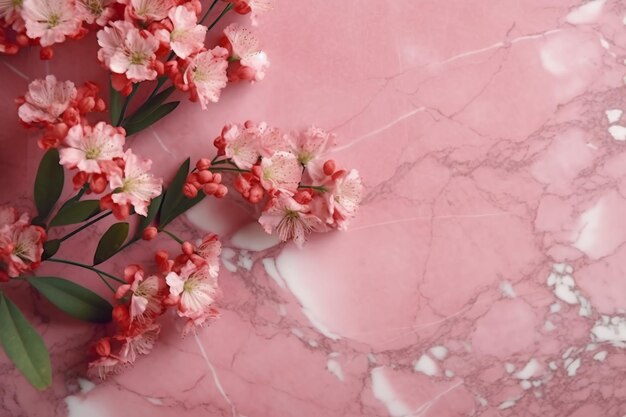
[46,258,125,284]
[117,84,139,126]
[96,272,116,293]
[298,185,328,192]
[57,211,112,241]
[210,167,249,173]
[199,0,220,24]
[207,3,233,31]
[161,229,184,244]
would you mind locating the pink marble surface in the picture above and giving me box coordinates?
[3,0,626,416]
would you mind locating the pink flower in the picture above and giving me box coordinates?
[288,126,334,165]
[127,0,173,21]
[223,123,260,169]
[0,0,24,27]
[96,20,134,67]
[236,0,271,26]
[259,194,324,247]
[259,151,301,194]
[223,23,269,82]
[109,150,163,216]
[22,0,81,47]
[0,222,46,278]
[116,322,160,363]
[321,169,363,230]
[195,234,221,278]
[76,0,115,26]
[59,122,125,174]
[115,271,164,323]
[87,356,124,380]
[181,306,219,337]
[258,123,288,157]
[165,261,219,320]
[109,29,159,81]
[0,206,28,229]
[18,75,76,124]
[184,46,229,110]
[160,5,206,59]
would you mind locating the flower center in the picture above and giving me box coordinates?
[47,13,60,28]
[130,51,147,65]
[12,0,22,7]
[84,146,101,160]
[183,278,198,293]
[192,68,207,83]
[13,242,28,260]
[86,0,103,15]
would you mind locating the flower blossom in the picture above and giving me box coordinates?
[96,20,134,67]
[184,46,229,109]
[22,0,81,47]
[222,123,260,169]
[288,126,334,165]
[222,23,269,82]
[259,194,324,247]
[115,322,160,363]
[229,0,271,26]
[165,261,219,330]
[0,0,24,28]
[126,0,173,21]
[18,75,76,124]
[59,121,125,173]
[109,28,159,82]
[157,5,206,59]
[76,0,115,26]
[258,151,301,194]
[317,168,364,230]
[0,207,46,280]
[108,149,163,216]
[115,268,165,323]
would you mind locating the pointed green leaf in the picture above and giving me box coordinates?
[124,86,176,126]
[160,193,205,229]
[158,158,190,227]
[93,222,129,265]
[34,149,64,221]
[123,101,180,136]
[109,80,122,126]
[28,277,112,323]
[0,294,51,390]
[42,239,60,260]
[136,193,163,237]
[49,200,101,227]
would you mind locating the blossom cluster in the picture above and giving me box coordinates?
[184,121,364,247]
[89,233,221,378]
[0,206,46,281]
[0,0,270,67]
[17,75,163,220]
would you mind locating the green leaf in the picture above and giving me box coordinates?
[0,294,51,390]
[109,80,122,126]
[49,200,101,227]
[124,86,176,126]
[160,194,205,229]
[34,149,64,221]
[27,277,112,323]
[136,193,163,237]
[123,101,180,136]
[42,239,60,260]
[93,222,129,265]
[159,158,190,227]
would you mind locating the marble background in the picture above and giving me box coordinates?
[2,0,626,416]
